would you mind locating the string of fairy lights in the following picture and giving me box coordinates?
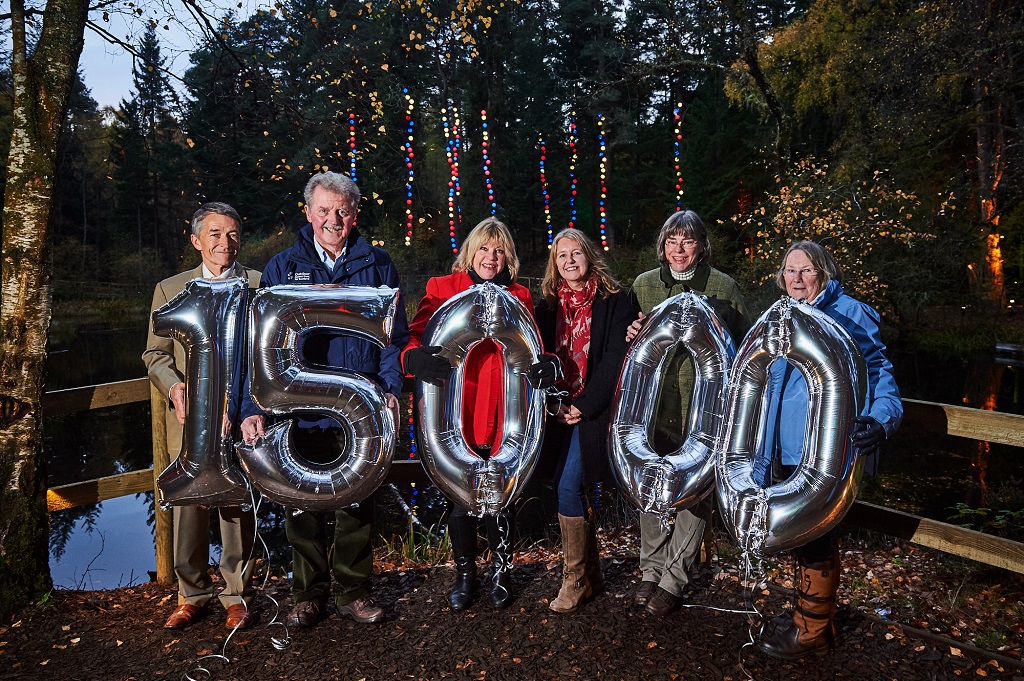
[539,135,553,246]
[348,113,358,227]
[596,113,609,250]
[674,102,684,211]
[338,94,689,250]
[480,109,497,216]
[402,89,416,247]
[567,113,579,230]
[442,106,464,252]
[348,113,358,182]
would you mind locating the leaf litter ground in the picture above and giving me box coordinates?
[2,526,1023,680]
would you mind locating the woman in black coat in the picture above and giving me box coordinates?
[534,228,637,613]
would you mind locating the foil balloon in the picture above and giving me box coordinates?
[235,285,399,511]
[609,292,734,517]
[415,283,546,516]
[155,277,250,507]
[716,296,867,559]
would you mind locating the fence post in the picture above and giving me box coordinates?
[150,384,174,585]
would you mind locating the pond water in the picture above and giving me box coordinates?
[44,310,1024,590]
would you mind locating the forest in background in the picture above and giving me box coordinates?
[2,0,1024,620]
[3,0,1021,340]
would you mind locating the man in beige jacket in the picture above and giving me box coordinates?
[142,202,261,630]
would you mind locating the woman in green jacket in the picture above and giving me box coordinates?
[629,210,750,617]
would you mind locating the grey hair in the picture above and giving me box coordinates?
[191,202,242,236]
[303,171,360,208]
[774,240,843,291]
[656,210,710,265]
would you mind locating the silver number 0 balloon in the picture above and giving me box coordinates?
[235,285,399,511]
[154,277,250,507]
[716,296,867,559]
[415,283,546,516]
[609,292,735,517]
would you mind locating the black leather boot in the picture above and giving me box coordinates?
[450,555,476,611]
[448,512,478,611]
[486,512,514,608]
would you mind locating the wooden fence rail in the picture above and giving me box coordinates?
[42,381,1024,577]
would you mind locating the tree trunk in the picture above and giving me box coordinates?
[720,0,791,173]
[0,0,89,619]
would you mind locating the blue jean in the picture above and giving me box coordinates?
[556,426,587,517]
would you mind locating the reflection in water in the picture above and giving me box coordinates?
[50,496,154,590]
[962,361,1005,507]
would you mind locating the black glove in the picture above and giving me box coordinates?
[404,346,452,385]
[850,416,885,459]
[526,353,562,389]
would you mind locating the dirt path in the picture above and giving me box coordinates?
[3,553,1019,681]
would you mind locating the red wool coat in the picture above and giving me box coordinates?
[403,271,535,448]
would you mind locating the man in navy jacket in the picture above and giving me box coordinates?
[240,172,409,627]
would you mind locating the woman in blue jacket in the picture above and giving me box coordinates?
[757,241,902,660]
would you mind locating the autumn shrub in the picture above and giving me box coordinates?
[729,158,936,318]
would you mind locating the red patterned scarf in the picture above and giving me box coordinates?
[555,275,597,397]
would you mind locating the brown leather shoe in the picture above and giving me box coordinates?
[225,604,254,629]
[634,581,658,607]
[286,599,327,628]
[337,596,384,624]
[645,586,682,617]
[164,604,204,629]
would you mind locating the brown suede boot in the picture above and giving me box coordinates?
[550,514,592,613]
[758,552,840,659]
[585,511,604,594]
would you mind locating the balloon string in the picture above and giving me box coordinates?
[491,513,512,601]
[735,548,768,681]
[178,483,291,681]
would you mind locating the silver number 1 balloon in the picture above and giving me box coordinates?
[715,296,867,559]
[234,285,399,511]
[609,292,734,518]
[155,277,250,507]
[415,283,546,516]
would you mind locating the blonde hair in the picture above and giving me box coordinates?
[541,229,620,303]
[452,217,520,280]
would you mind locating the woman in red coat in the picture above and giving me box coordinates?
[403,217,557,610]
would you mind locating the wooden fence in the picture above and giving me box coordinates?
[43,379,1024,582]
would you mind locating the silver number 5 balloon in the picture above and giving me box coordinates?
[155,277,250,507]
[235,285,399,511]
[609,292,734,517]
[716,296,867,559]
[415,283,546,516]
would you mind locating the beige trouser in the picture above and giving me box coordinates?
[173,504,256,608]
[638,501,709,597]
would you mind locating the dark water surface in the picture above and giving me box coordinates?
[44,312,1024,590]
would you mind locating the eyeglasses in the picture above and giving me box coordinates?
[667,239,699,249]
[783,267,819,278]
